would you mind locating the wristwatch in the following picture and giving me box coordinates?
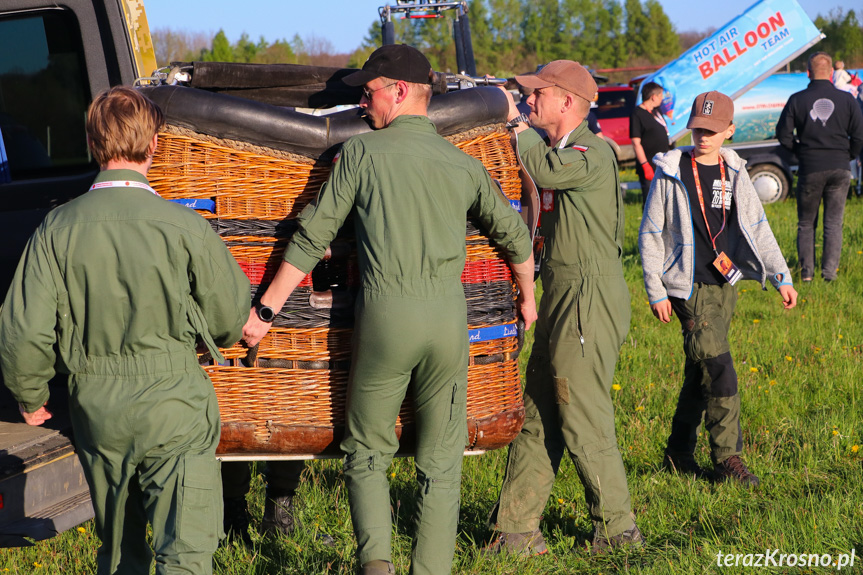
[255,303,276,323]
[505,113,530,130]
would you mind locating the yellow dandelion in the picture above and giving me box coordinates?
[635,405,645,412]
[33,563,42,568]
[801,314,806,319]
[858,251,862,255]
[802,298,807,303]
[769,380,777,386]
[852,445,859,453]
[77,526,86,533]
[832,430,839,436]
[648,383,655,388]
[752,319,760,324]
[750,367,758,373]
[557,498,565,504]
[612,384,621,391]
[785,355,792,361]
[742,289,747,292]
[838,334,844,339]
[390,472,396,478]
[814,346,820,352]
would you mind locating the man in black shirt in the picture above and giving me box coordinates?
[777,52,863,282]
[631,81,670,205]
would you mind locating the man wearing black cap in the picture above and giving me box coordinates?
[242,44,536,575]
[484,60,641,556]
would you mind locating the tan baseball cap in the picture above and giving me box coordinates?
[515,60,597,102]
[687,91,734,132]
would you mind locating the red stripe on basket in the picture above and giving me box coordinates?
[461,259,512,283]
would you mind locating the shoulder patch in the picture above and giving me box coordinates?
[569,144,589,152]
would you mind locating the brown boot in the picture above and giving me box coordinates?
[591,524,644,555]
[482,529,548,557]
[714,455,760,487]
[361,560,395,575]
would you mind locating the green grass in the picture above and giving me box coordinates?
[4,181,862,574]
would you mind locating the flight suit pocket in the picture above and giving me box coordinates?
[442,380,468,453]
[553,377,570,405]
[178,454,222,550]
[55,292,86,374]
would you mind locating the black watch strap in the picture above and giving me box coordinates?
[505,113,530,130]
[255,303,275,323]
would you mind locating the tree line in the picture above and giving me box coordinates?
[152,1,862,79]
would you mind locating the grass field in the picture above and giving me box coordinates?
[3,178,862,574]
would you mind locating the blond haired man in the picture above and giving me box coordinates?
[0,86,249,574]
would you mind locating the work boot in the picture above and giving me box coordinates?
[662,449,711,480]
[262,490,296,536]
[714,455,760,487]
[222,495,252,544]
[482,529,548,557]
[591,524,644,555]
[361,560,395,574]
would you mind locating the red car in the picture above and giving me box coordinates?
[594,85,637,164]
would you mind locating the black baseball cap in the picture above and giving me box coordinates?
[343,44,433,86]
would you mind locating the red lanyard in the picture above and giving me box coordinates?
[691,155,727,255]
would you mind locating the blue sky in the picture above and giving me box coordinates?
[143,0,858,54]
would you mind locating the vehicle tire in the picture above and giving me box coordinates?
[748,163,789,204]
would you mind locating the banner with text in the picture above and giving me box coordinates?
[640,0,822,141]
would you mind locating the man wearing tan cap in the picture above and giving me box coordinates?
[484,60,641,555]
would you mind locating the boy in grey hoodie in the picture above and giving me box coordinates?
[638,91,797,486]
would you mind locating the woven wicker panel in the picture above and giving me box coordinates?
[151,127,518,221]
[218,326,518,363]
[457,132,521,201]
[208,356,521,444]
[150,131,329,220]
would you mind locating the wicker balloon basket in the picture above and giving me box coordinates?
[149,122,525,457]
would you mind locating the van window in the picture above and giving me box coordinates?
[0,11,91,179]
[595,90,636,120]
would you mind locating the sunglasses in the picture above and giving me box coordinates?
[362,82,398,101]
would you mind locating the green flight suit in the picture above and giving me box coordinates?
[0,169,250,575]
[284,115,531,575]
[489,123,635,538]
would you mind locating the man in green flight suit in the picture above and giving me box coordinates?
[484,61,642,555]
[242,44,536,575]
[0,86,250,574]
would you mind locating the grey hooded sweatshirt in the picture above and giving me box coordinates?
[638,146,793,303]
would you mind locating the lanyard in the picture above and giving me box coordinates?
[691,155,727,255]
[89,180,159,196]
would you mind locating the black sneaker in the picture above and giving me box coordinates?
[262,491,296,536]
[482,529,549,557]
[662,450,711,480]
[222,495,252,544]
[714,455,760,487]
[591,524,644,555]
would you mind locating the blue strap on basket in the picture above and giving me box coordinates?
[469,323,518,342]
[170,198,215,212]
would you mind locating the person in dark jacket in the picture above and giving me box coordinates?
[776,51,863,282]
